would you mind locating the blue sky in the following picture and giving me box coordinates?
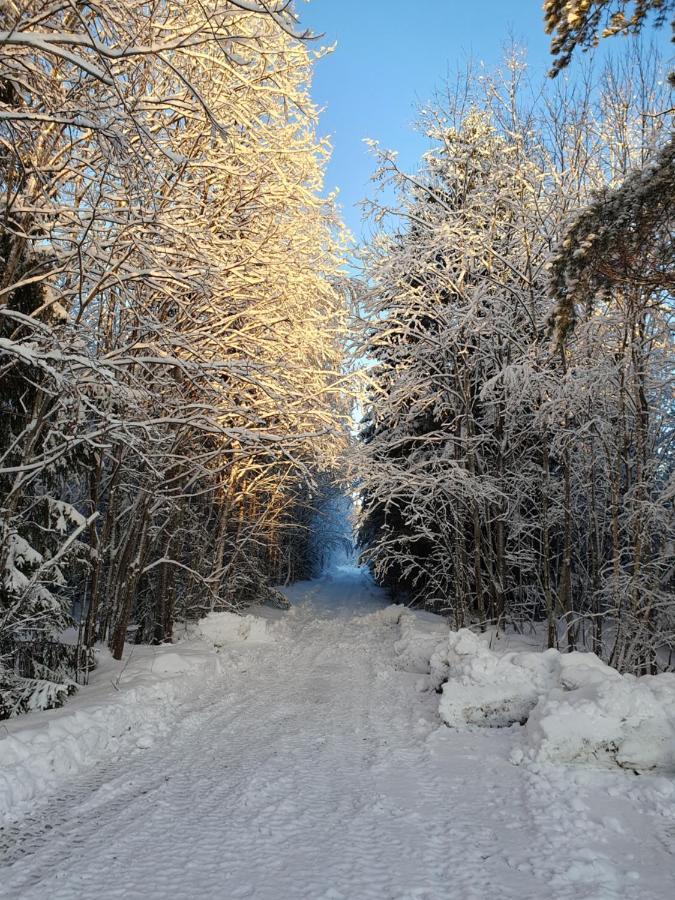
[298,1,670,242]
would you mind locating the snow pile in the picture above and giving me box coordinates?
[361,604,451,687]
[197,611,275,646]
[357,603,409,626]
[523,672,675,771]
[436,628,675,771]
[0,609,281,821]
[394,610,449,677]
[437,629,617,728]
[0,643,221,821]
[439,629,547,727]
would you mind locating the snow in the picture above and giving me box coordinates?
[1,570,674,899]
[47,499,86,535]
[0,643,223,820]
[437,629,618,728]
[196,610,276,645]
[523,673,675,770]
[0,607,284,821]
[431,627,675,772]
[2,533,43,592]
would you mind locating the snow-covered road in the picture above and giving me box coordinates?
[1,569,673,900]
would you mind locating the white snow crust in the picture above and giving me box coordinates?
[196,610,275,645]
[1,573,674,900]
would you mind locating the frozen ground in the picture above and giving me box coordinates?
[0,567,674,899]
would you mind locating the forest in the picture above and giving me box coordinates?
[0,0,353,715]
[357,41,674,674]
[0,0,673,723]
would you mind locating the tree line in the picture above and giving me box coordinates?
[0,1,349,715]
[356,6,674,674]
[1,1,672,718]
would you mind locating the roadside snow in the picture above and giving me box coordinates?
[375,606,675,773]
[0,609,277,822]
[0,643,221,821]
[523,672,675,770]
[197,610,275,645]
[397,622,675,772]
[1,577,674,900]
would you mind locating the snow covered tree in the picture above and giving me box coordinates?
[357,50,673,672]
[0,1,351,711]
[544,0,674,670]
[358,78,557,624]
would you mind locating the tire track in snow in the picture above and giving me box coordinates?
[1,572,673,900]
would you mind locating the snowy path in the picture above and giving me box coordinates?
[1,569,673,900]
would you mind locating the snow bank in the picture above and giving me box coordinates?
[522,672,675,771]
[357,603,409,626]
[364,605,451,686]
[436,628,675,771]
[197,610,275,646]
[438,630,618,728]
[394,610,449,678]
[0,643,221,822]
[0,607,284,820]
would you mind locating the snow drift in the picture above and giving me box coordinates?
[0,643,223,821]
[379,608,675,773]
[437,629,620,728]
[0,608,278,821]
[435,628,675,771]
[197,610,275,645]
[522,672,675,771]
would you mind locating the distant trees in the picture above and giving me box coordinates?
[1,1,349,714]
[357,46,673,673]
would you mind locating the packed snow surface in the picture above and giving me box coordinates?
[1,567,674,899]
